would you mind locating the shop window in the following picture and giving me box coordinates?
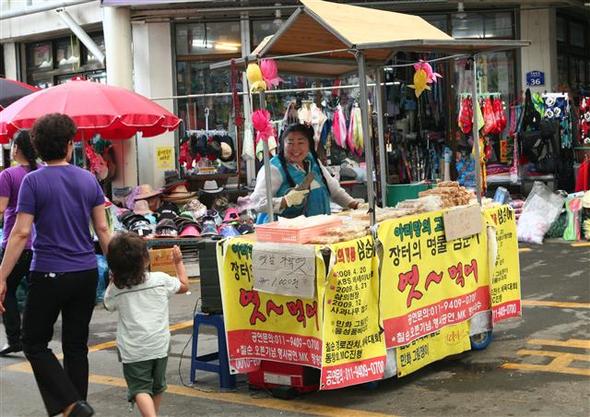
[83,34,105,65]
[252,20,279,50]
[55,37,80,70]
[454,51,516,106]
[451,12,513,40]
[556,17,566,43]
[423,15,448,34]
[452,14,484,39]
[557,54,568,86]
[569,22,586,49]
[176,22,241,56]
[483,13,513,39]
[28,42,53,71]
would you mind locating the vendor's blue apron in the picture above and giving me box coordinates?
[256,154,331,224]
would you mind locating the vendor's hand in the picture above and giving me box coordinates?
[283,189,309,207]
[172,246,183,265]
[357,202,369,211]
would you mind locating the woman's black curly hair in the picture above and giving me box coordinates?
[107,232,149,289]
[31,113,76,162]
[278,123,330,194]
[13,130,38,171]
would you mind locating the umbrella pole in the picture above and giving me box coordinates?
[356,51,376,226]
[470,55,483,204]
[374,67,387,207]
[259,91,274,222]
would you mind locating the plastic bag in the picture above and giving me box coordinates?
[517,181,565,244]
[96,255,109,304]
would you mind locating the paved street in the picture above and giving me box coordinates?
[1,241,589,417]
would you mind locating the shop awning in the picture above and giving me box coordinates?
[211,0,530,76]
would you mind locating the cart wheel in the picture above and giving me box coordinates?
[470,331,493,350]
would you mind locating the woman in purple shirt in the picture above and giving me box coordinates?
[0,131,37,356]
[0,114,111,417]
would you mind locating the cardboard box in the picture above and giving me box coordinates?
[149,248,177,276]
[443,205,483,241]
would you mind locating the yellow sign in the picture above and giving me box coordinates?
[484,206,521,323]
[218,238,324,374]
[396,321,471,377]
[156,146,174,169]
[320,236,386,389]
[378,210,491,348]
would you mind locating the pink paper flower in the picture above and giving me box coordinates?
[259,59,283,89]
[252,109,273,143]
[414,59,442,84]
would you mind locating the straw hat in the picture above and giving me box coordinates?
[133,200,152,215]
[200,180,224,194]
[162,182,197,204]
[134,184,162,201]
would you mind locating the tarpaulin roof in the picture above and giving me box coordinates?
[211,0,530,76]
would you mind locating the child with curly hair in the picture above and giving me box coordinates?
[104,233,188,417]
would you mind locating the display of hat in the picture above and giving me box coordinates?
[129,216,153,237]
[184,198,207,219]
[236,223,255,235]
[162,183,198,204]
[179,223,201,238]
[219,223,241,238]
[200,216,219,237]
[133,200,152,216]
[212,196,229,212]
[207,209,223,226]
[223,207,240,223]
[190,134,208,157]
[157,209,177,222]
[134,184,162,201]
[122,214,149,229]
[200,180,224,194]
[209,135,236,162]
[179,211,196,221]
[155,218,178,237]
[118,210,136,225]
[206,136,222,160]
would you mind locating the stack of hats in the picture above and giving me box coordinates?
[118,211,153,237]
[161,181,198,205]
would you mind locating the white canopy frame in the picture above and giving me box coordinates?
[212,0,530,225]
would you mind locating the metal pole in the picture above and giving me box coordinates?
[374,67,387,207]
[259,91,274,222]
[470,56,483,204]
[356,52,376,226]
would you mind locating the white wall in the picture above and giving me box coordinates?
[2,42,18,79]
[132,20,175,188]
[0,2,102,41]
[520,7,557,93]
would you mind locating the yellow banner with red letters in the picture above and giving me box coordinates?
[319,236,386,389]
[218,206,520,384]
[378,209,492,349]
[218,238,324,375]
[484,206,521,323]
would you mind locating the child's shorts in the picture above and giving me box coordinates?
[123,357,168,402]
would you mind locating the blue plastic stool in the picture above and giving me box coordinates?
[190,313,236,389]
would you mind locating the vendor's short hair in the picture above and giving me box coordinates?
[31,113,77,161]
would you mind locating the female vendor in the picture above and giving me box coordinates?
[250,123,362,223]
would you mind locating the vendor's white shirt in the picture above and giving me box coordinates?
[250,161,355,214]
[103,272,181,363]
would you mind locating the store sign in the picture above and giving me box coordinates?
[252,242,316,299]
[526,71,545,87]
[156,146,174,170]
